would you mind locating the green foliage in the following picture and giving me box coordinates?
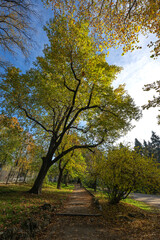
[1,16,140,142]
[122,198,153,212]
[0,115,23,165]
[134,131,160,163]
[0,15,141,193]
[0,115,42,173]
[82,148,105,190]
[43,0,160,57]
[101,145,160,204]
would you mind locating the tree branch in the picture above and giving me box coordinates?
[70,61,81,82]
[124,0,137,23]
[63,75,75,92]
[52,138,104,163]
[18,105,53,133]
[62,61,81,131]
[87,84,94,107]
[70,126,90,133]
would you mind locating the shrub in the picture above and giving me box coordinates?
[102,146,160,204]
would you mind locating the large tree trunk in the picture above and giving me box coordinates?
[23,169,28,183]
[64,171,68,187]
[6,166,13,184]
[93,178,97,192]
[57,168,63,189]
[28,158,51,194]
[15,167,21,183]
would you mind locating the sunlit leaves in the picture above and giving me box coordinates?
[101,145,160,204]
[42,0,160,56]
[0,115,40,172]
[1,16,142,193]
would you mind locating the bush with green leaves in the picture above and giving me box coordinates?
[102,146,160,204]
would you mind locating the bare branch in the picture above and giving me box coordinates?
[18,105,53,133]
[55,106,70,133]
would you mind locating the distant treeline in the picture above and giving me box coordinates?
[135,131,160,163]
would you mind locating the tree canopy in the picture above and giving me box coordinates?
[0,115,41,175]
[82,148,106,191]
[134,131,160,163]
[0,16,141,193]
[43,0,160,57]
[0,115,23,165]
[101,145,160,204]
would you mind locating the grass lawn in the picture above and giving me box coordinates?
[0,183,74,231]
[122,197,154,211]
[86,187,155,211]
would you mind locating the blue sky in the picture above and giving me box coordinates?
[108,35,160,146]
[1,3,159,146]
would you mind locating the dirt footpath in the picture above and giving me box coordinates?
[36,185,117,240]
[35,186,160,240]
[58,184,100,215]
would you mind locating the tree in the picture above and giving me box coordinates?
[43,0,160,57]
[55,134,84,189]
[134,132,160,162]
[102,145,160,204]
[1,16,141,194]
[143,81,160,124]
[0,0,36,68]
[48,135,86,188]
[151,131,160,163]
[134,138,143,155]
[56,149,85,189]
[0,115,41,167]
[0,115,42,183]
[83,148,105,191]
[0,115,24,165]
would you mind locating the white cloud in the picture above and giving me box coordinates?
[108,35,160,146]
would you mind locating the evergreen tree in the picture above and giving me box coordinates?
[135,132,160,163]
[151,131,160,163]
[134,138,143,155]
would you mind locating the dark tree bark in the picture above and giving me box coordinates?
[64,171,69,186]
[93,178,97,192]
[6,166,13,184]
[28,158,51,194]
[57,168,63,189]
[57,158,69,189]
[15,167,21,183]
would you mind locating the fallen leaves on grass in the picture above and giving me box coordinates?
[0,183,73,231]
